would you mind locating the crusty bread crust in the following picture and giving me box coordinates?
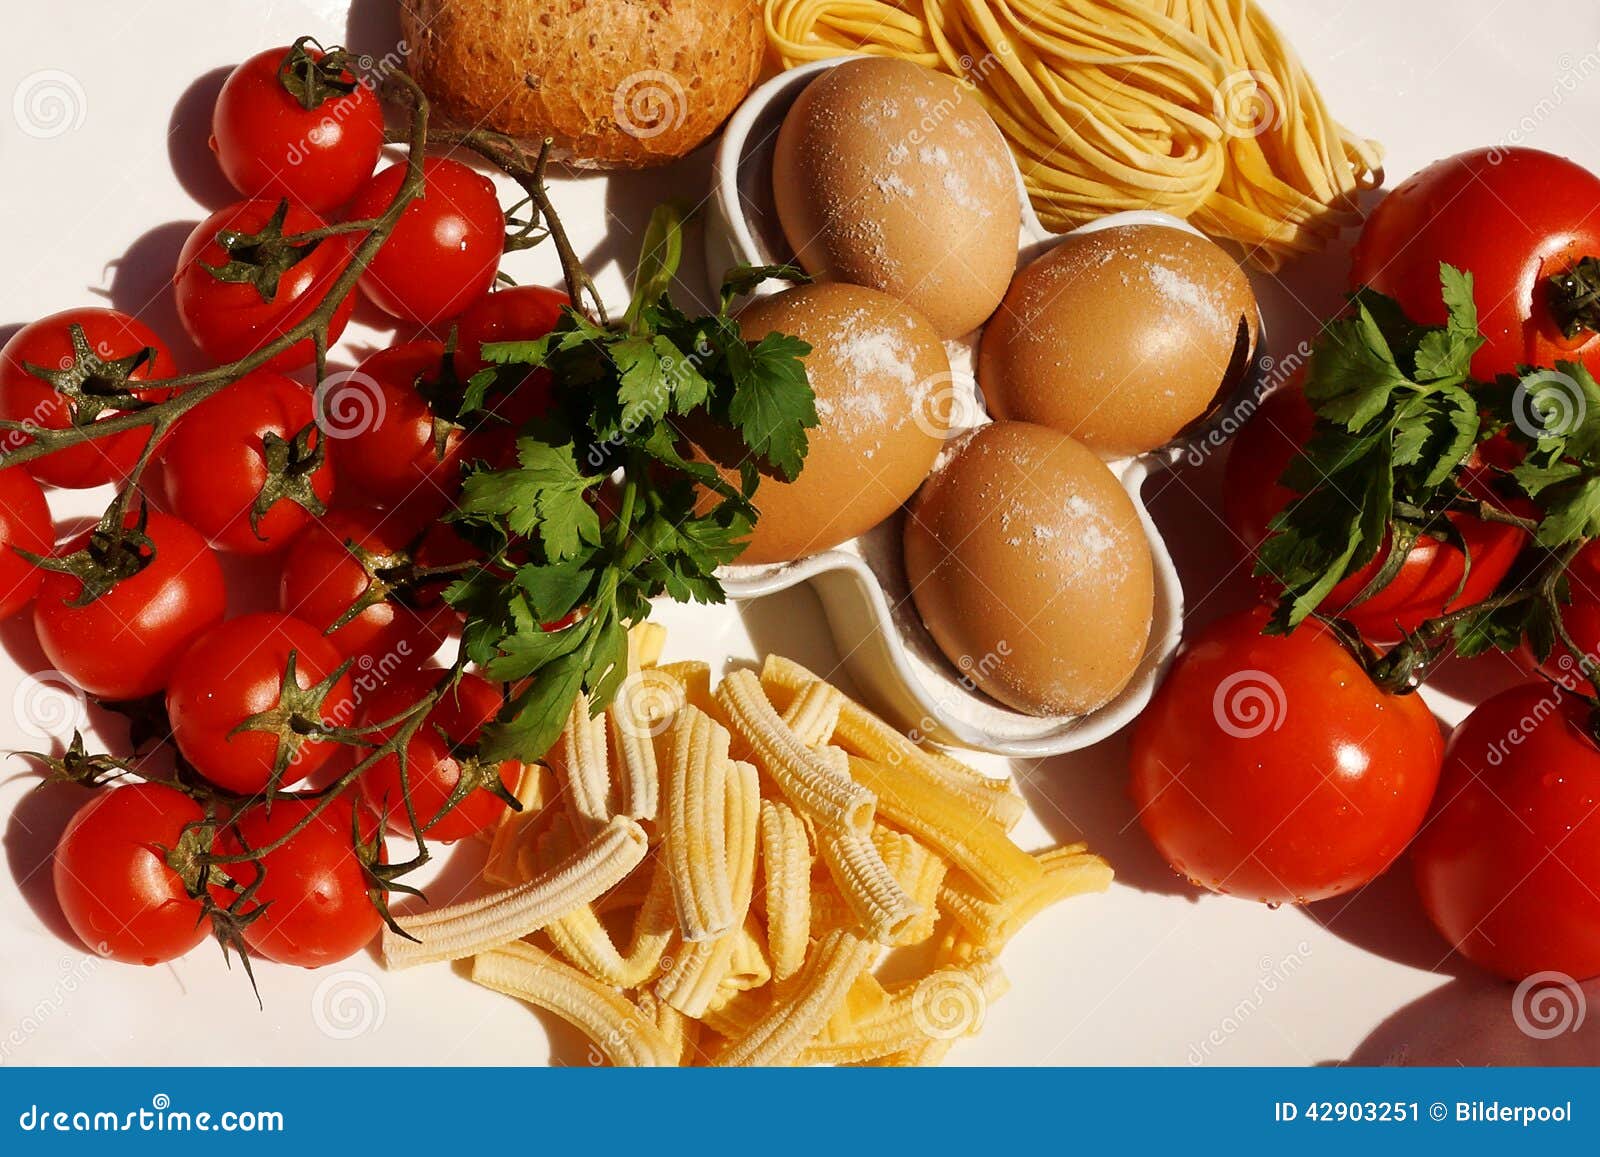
[399,0,765,169]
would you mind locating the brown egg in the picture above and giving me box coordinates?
[904,421,1154,716]
[772,57,1020,339]
[704,282,951,565]
[978,224,1259,458]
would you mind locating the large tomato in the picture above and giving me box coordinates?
[279,509,452,668]
[166,612,355,796]
[1352,147,1600,379]
[173,199,355,371]
[0,308,175,489]
[1223,385,1528,643]
[210,44,385,213]
[160,370,335,554]
[332,341,466,509]
[357,667,519,842]
[348,157,503,325]
[1413,683,1600,981]
[53,783,210,965]
[1129,605,1444,904]
[34,511,225,700]
[215,794,382,967]
[0,467,52,618]
[455,283,568,426]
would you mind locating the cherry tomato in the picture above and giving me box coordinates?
[1352,147,1600,379]
[1223,385,1528,643]
[332,341,466,509]
[1413,683,1600,981]
[348,157,503,325]
[166,613,355,796]
[160,370,335,555]
[279,509,452,668]
[53,783,210,965]
[216,794,381,967]
[0,308,175,489]
[1129,605,1444,905]
[34,511,225,700]
[174,199,355,371]
[357,667,519,842]
[455,283,568,425]
[0,468,52,618]
[210,44,384,213]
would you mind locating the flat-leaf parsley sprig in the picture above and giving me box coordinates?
[444,204,816,761]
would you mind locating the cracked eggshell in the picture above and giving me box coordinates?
[978,224,1260,458]
[701,282,951,565]
[903,421,1155,717]
[772,57,1019,339]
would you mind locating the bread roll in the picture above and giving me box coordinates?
[398,0,765,169]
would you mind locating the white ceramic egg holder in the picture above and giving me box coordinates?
[703,58,1266,757]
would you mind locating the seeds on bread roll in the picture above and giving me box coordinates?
[398,0,766,169]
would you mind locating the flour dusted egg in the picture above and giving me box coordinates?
[978,224,1259,458]
[772,57,1020,339]
[903,421,1154,716]
[707,282,951,565]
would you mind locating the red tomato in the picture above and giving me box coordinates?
[160,370,335,554]
[1129,606,1444,904]
[279,509,452,668]
[332,341,466,509]
[0,467,51,618]
[349,157,503,325]
[357,667,519,842]
[0,308,175,489]
[174,199,355,371]
[455,284,568,426]
[34,511,225,700]
[210,44,384,213]
[1413,683,1600,981]
[216,794,382,967]
[1222,385,1528,643]
[1352,147,1600,379]
[53,783,210,965]
[166,613,355,795]
[1524,539,1600,694]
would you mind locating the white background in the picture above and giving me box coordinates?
[0,0,1597,1066]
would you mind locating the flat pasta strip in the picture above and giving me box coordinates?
[557,694,615,831]
[383,815,649,969]
[847,755,1041,901]
[471,941,674,1067]
[760,655,1025,830]
[758,798,812,981]
[663,707,735,942]
[800,959,1010,1065]
[817,826,919,943]
[718,669,875,833]
[714,927,879,1066]
[942,845,1113,948]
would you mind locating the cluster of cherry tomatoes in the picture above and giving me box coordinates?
[0,43,565,970]
[1131,147,1600,985]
